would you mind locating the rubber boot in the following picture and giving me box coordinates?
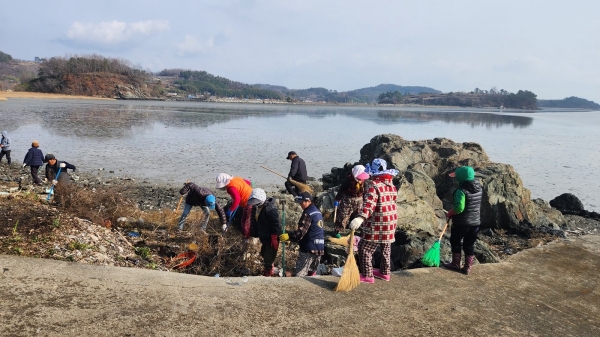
[462,255,475,275]
[443,253,462,271]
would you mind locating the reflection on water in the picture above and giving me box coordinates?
[1,99,598,211]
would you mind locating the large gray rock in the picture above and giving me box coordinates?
[319,134,565,270]
[550,193,585,214]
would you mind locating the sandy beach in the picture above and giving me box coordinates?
[0,91,114,101]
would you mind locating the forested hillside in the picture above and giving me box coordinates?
[172,70,283,99]
[0,50,38,91]
[538,96,600,109]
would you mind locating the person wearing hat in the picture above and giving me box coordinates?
[44,154,76,186]
[279,192,324,277]
[443,166,482,275]
[22,140,44,185]
[178,182,227,231]
[349,158,399,283]
[333,164,370,235]
[215,173,253,232]
[245,188,282,276]
[0,130,12,165]
[285,151,307,197]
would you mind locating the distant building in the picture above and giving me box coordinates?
[166,92,178,97]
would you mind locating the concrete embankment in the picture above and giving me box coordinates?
[1,235,599,336]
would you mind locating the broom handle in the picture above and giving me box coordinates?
[260,165,288,180]
[438,221,449,242]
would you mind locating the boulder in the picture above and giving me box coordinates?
[550,193,585,214]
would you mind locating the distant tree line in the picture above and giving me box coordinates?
[378,91,403,104]
[0,51,13,63]
[173,70,283,99]
[387,87,537,109]
[538,96,600,109]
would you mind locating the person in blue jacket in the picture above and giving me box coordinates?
[22,140,44,185]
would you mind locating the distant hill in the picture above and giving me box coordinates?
[174,71,283,99]
[0,50,39,91]
[252,83,441,103]
[538,96,600,110]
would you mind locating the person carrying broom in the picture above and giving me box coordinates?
[443,166,482,275]
[285,151,307,197]
[333,164,370,235]
[278,192,324,277]
[349,158,398,283]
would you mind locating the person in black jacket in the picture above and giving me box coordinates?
[444,166,483,275]
[44,154,76,204]
[178,182,227,231]
[285,151,307,197]
[246,188,282,276]
[22,140,44,185]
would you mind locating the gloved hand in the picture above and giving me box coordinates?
[270,234,279,250]
[279,233,289,242]
[226,210,233,220]
[349,217,364,230]
[446,209,457,218]
[59,163,66,168]
[22,163,26,168]
[52,180,58,186]
[334,200,339,208]
[222,224,228,233]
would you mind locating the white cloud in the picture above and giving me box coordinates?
[176,35,214,56]
[66,20,169,45]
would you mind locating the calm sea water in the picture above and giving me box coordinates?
[2,99,599,211]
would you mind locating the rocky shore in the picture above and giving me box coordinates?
[1,134,599,277]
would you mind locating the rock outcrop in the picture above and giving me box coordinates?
[319,134,567,269]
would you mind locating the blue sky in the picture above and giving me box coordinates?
[1,0,599,101]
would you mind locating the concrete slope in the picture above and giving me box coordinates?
[1,236,599,337]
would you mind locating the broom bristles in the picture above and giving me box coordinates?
[421,241,441,267]
[288,177,314,195]
[334,230,360,292]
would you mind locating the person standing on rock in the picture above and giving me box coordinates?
[215,173,253,232]
[349,158,399,283]
[443,166,483,275]
[22,140,44,186]
[0,130,12,165]
[279,192,324,277]
[333,164,370,235]
[285,151,307,197]
[245,188,282,276]
[177,182,227,232]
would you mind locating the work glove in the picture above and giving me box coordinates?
[226,209,234,220]
[59,163,66,168]
[22,163,26,168]
[446,209,457,219]
[52,180,58,186]
[349,217,364,230]
[279,233,289,242]
[270,234,279,250]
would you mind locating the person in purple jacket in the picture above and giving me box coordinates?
[178,182,227,231]
[22,140,44,185]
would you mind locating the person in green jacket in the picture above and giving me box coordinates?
[444,166,483,275]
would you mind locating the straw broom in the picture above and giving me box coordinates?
[260,165,314,195]
[421,220,449,267]
[334,230,360,291]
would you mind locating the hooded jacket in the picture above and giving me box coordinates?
[179,183,227,225]
[451,166,483,227]
[250,197,282,241]
[1,131,11,151]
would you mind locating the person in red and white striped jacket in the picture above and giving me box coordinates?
[349,158,399,284]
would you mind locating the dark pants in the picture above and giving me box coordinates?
[30,166,42,185]
[285,180,306,197]
[260,239,278,270]
[0,150,10,164]
[450,225,480,255]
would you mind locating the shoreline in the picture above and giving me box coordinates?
[0,91,114,101]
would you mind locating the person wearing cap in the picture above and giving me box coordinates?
[0,130,12,165]
[215,173,253,231]
[443,166,482,275]
[285,151,307,197]
[22,140,44,186]
[245,188,282,276]
[349,158,399,283]
[279,192,324,277]
[178,182,227,231]
[44,154,76,186]
[333,164,370,235]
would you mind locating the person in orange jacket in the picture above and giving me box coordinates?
[215,173,253,233]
